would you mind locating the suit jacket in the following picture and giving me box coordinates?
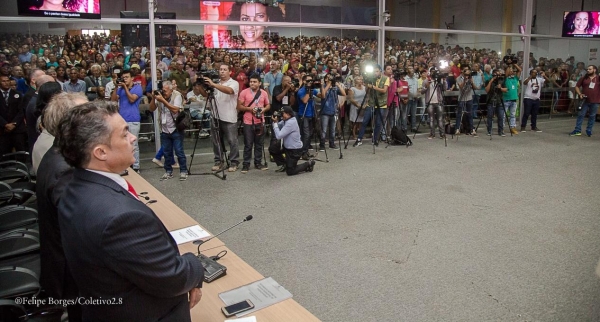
[0,89,25,134]
[84,76,110,101]
[25,94,38,153]
[36,143,76,299]
[58,169,204,322]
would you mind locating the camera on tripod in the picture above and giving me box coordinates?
[393,69,407,81]
[503,54,517,65]
[326,73,343,84]
[429,67,448,82]
[198,70,220,91]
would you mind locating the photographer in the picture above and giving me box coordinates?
[297,74,322,159]
[196,64,240,172]
[570,65,600,137]
[484,69,507,136]
[405,66,420,132]
[272,75,296,113]
[110,70,143,172]
[271,106,315,175]
[521,69,548,132]
[237,74,270,173]
[319,72,346,150]
[421,68,448,139]
[354,64,389,146]
[149,82,188,181]
[455,66,478,136]
[503,63,522,135]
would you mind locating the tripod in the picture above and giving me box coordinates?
[384,92,400,148]
[351,83,385,154]
[486,84,513,140]
[344,84,369,149]
[454,78,475,142]
[413,78,447,147]
[187,90,227,180]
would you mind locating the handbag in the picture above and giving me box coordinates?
[166,92,190,132]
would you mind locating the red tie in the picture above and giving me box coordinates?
[126,180,139,200]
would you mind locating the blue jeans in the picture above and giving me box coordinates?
[320,114,336,147]
[298,116,314,153]
[242,123,265,166]
[487,101,506,134]
[504,100,517,128]
[574,102,599,132]
[455,100,473,132]
[358,106,385,142]
[522,98,540,128]
[407,99,417,129]
[472,95,480,119]
[161,131,187,174]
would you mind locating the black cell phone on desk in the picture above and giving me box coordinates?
[221,299,254,317]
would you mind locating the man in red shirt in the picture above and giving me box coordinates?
[570,65,600,137]
[238,74,270,173]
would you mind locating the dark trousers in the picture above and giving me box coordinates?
[0,132,27,157]
[299,117,314,153]
[270,147,309,176]
[242,123,265,166]
[521,98,540,128]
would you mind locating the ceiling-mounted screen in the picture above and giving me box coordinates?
[562,11,600,37]
[18,0,101,19]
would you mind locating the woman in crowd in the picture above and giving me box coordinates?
[347,75,366,140]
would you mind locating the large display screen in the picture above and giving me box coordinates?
[201,1,284,49]
[562,11,600,38]
[18,0,101,19]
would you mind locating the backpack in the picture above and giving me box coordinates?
[390,126,413,146]
[445,122,455,135]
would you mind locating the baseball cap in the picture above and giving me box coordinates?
[130,64,140,69]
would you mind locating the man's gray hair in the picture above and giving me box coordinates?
[44,92,88,137]
[58,101,119,168]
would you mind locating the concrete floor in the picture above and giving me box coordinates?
[140,116,600,322]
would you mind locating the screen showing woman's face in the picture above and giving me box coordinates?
[240,3,267,46]
[574,12,589,33]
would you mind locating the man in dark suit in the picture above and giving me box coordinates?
[84,64,110,101]
[57,101,204,322]
[0,74,26,156]
[37,92,89,322]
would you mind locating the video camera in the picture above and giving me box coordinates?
[393,69,407,81]
[326,73,343,84]
[304,78,321,89]
[493,74,505,83]
[114,68,123,84]
[198,70,220,85]
[503,54,517,65]
[153,80,164,97]
[429,67,448,82]
[291,78,300,88]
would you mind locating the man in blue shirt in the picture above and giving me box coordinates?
[271,106,315,175]
[297,75,321,159]
[110,70,143,172]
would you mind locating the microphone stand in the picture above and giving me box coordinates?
[193,215,253,248]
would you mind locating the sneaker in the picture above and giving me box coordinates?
[211,162,225,171]
[329,145,339,150]
[255,164,268,171]
[228,164,238,172]
[132,168,141,174]
[152,158,164,167]
[241,165,249,173]
[520,126,526,132]
[586,129,592,137]
[353,139,362,147]
[179,172,188,181]
[199,130,210,138]
[319,145,326,152]
[428,134,434,139]
[308,144,314,150]
[532,127,542,132]
[455,129,460,135]
[440,134,445,139]
[412,128,420,133]
[499,132,506,137]
[172,163,180,169]
[487,132,491,136]
[471,129,478,137]
[569,130,581,136]
[160,173,173,181]
[301,153,311,160]
[306,160,316,172]
[275,165,286,172]
[510,128,519,135]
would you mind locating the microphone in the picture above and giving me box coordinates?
[193,215,253,246]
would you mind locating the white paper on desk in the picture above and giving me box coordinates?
[225,316,256,322]
[169,225,210,245]
[219,277,292,317]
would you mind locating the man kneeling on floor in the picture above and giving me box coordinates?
[270,106,315,175]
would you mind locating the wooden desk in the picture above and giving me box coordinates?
[127,172,320,321]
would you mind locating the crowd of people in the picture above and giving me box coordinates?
[0,31,597,177]
[2,30,599,322]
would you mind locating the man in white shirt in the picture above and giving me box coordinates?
[521,69,548,132]
[197,64,240,172]
[187,82,210,138]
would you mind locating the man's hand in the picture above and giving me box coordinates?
[4,123,15,132]
[272,115,279,122]
[189,288,202,310]
[203,77,215,87]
